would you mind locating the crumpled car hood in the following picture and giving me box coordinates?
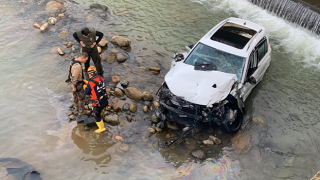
[165,62,237,105]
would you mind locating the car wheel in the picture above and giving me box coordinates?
[220,109,243,134]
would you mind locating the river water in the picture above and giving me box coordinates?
[0,0,320,179]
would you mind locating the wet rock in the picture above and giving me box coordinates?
[132,118,136,121]
[149,115,158,123]
[119,143,129,151]
[40,23,49,33]
[112,104,120,112]
[203,139,214,145]
[167,121,179,131]
[191,149,206,159]
[65,42,74,48]
[84,126,90,131]
[104,114,119,125]
[90,3,108,11]
[104,111,110,116]
[152,101,159,109]
[69,115,76,121]
[48,17,57,25]
[111,76,120,84]
[119,120,126,127]
[122,103,130,111]
[97,46,102,53]
[143,105,148,113]
[71,46,76,53]
[251,116,268,127]
[155,127,162,132]
[58,29,68,39]
[232,133,251,153]
[119,96,126,100]
[142,136,149,142]
[209,135,221,145]
[21,24,29,29]
[111,35,131,47]
[185,139,197,150]
[124,87,143,101]
[126,115,132,122]
[156,122,165,129]
[129,103,137,113]
[67,111,73,116]
[106,88,111,93]
[58,13,64,18]
[142,91,153,101]
[149,66,161,72]
[57,47,64,55]
[166,134,171,138]
[112,97,118,103]
[144,101,151,106]
[117,53,127,63]
[139,67,146,70]
[115,135,124,141]
[120,80,129,88]
[115,88,124,97]
[46,1,65,12]
[106,52,117,64]
[33,23,41,29]
[97,37,108,47]
[99,14,106,17]
[100,54,105,61]
[148,127,156,133]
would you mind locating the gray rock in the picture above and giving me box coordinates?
[90,3,108,11]
[120,80,129,88]
[111,36,131,47]
[191,149,206,159]
[119,96,126,100]
[144,101,151,106]
[122,103,130,111]
[117,53,127,63]
[149,115,158,123]
[126,115,132,122]
[71,46,76,53]
[156,121,165,129]
[104,114,119,125]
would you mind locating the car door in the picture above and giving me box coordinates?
[240,37,271,102]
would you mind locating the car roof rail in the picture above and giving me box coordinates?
[246,28,262,52]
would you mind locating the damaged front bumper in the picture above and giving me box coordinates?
[156,83,238,126]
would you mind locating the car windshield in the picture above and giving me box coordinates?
[184,43,246,81]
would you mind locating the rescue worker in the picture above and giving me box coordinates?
[85,66,108,133]
[69,52,90,115]
[73,28,104,77]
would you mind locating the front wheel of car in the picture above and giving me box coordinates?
[220,109,243,134]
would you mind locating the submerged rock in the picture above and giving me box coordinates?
[129,103,137,113]
[251,116,268,127]
[125,87,143,101]
[142,91,153,101]
[111,35,131,47]
[167,121,179,131]
[191,149,206,159]
[90,3,108,11]
[119,143,129,151]
[58,29,68,39]
[46,1,65,12]
[142,136,149,142]
[117,53,127,63]
[106,52,116,64]
[111,76,120,83]
[209,135,221,145]
[40,23,49,33]
[231,133,251,153]
[104,114,119,125]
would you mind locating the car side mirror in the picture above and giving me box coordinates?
[248,76,257,85]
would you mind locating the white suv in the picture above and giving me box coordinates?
[157,17,271,133]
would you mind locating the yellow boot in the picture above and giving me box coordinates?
[95,120,106,133]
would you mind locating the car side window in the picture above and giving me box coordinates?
[247,51,258,78]
[256,37,268,63]
[246,37,268,79]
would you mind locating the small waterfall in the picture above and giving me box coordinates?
[249,0,320,34]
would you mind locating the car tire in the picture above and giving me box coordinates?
[220,109,243,134]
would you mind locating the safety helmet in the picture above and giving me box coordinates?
[87,66,97,74]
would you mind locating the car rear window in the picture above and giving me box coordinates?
[211,22,257,49]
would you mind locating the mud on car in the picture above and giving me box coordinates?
[156,18,271,134]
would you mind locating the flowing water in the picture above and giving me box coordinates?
[1,0,320,179]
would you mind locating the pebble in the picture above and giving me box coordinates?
[84,126,90,131]
[67,111,73,116]
[142,136,149,142]
[112,97,118,103]
[111,76,120,83]
[115,135,124,141]
[143,105,148,113]
[203,139,214,145]
[209,135,222,145]
[155,127,162,132]
[148,127,156,133]
[166,134,171,138]
[126,115,132,122]
[33,23,41,29]
[69,115,76,120]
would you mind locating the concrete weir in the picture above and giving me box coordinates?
[249,0,320,34]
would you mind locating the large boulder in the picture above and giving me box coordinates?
[125,87,143,101]
[104,114,119,125]
[45,1,65,12]
[106,52,116,64]
[117,53,127,63]
[142,91,153,101]
[40,23,49,33]
[97,37,108,47]
[111,35,131,47]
